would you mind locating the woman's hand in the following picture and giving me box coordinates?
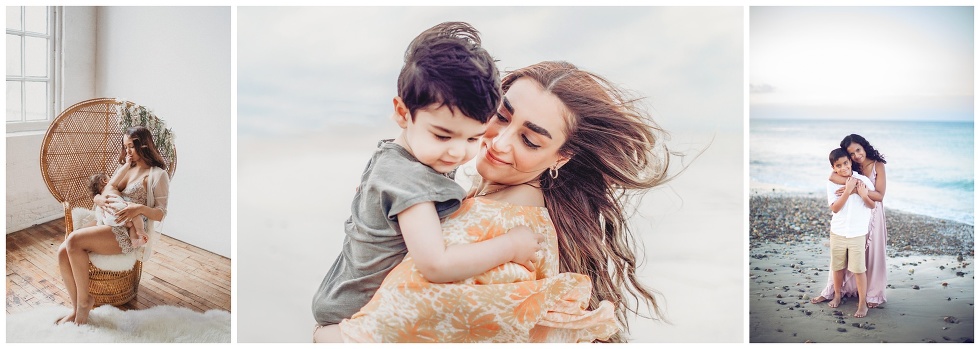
[95,193,123,212]
[113,202,146,224]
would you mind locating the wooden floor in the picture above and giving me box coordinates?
[6,218,230,314]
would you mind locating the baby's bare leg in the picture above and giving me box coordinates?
[128,218,148,247]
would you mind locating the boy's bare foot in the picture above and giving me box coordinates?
[828,295,842,308]
[810,296,827,304]
[74,296,96,325]
[855,304,869,318]
[868,302,879,308]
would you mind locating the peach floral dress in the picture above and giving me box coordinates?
[338,197,618,342]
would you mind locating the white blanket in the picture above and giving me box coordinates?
[6,305,230,343]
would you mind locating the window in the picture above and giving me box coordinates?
[6,6,60,133]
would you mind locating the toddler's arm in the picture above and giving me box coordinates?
[399,201,543,283]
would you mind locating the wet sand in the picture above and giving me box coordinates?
[749,193,975,343]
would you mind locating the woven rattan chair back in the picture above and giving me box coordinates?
[40,98,176,214]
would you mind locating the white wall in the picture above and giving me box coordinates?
[6,6,97,233]
[94,7,231,257]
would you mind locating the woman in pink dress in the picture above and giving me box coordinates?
[811,134,888,308]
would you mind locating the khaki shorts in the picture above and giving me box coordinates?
[830,233,867,273]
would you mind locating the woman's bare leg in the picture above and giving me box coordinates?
[64,225,123,325]
[56,242,77,324]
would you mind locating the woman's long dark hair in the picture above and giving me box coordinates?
[501,61,673,342]
[119,126,168,170]
[840,134,885,173]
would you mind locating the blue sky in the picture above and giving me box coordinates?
[750,6,974,121]
[238,7,743,138]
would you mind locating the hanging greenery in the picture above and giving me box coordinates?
[116,100,176,167]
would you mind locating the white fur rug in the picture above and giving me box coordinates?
[6,305,230,342]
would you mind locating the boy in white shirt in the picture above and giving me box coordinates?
[825,148,875,318]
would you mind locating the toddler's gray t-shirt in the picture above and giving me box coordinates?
[312,141,465,325]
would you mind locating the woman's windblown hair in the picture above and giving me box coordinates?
[501,61,675,342]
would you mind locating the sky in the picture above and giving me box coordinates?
[750,6,974,122]
[237,6,743,138]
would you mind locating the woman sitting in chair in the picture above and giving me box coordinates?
[56,126,171,325]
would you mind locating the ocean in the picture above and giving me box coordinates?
[750,119,974,225]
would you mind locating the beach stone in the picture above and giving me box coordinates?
[942,282,948,287]
[912,285,920,290]
[837,328,847,333]
[776,294,783,298]
[833,311,843,317]
[777,329,783,333]
[777,300,786,305]
[955,271,965,277]
[944,336,951,341]
[959,337,973,343]
[940,266,946,270]
[944,316,959,324]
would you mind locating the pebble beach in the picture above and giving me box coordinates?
[749,190,975,343]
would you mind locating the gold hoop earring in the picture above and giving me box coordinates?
[549,164,559,179]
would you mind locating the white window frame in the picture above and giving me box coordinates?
[6,6,61,133]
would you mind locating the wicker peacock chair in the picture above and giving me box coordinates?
[39,98,176,306]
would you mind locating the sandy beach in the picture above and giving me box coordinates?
[749,191,975,343]
[236,128,743,343]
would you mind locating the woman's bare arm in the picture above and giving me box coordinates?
[866,162,886,202]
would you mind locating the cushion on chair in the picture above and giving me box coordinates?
[70,208,138,271]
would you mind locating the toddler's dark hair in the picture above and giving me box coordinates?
[398,21,500,123]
